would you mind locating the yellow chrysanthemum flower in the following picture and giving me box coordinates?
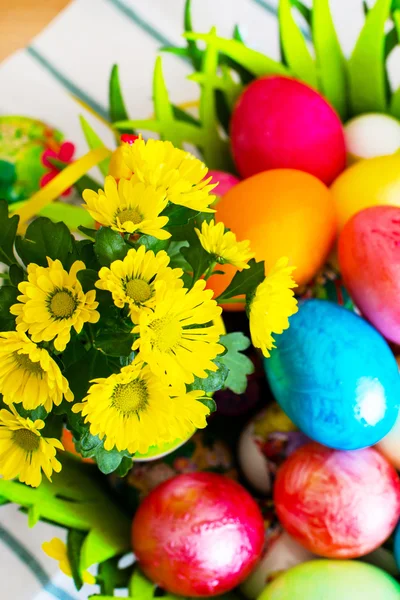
[195,219,254,269]
[0,331,73,412]
[96,245,183,323]
[0,405,63,488]
[122,137,216,213]
[248,257,298,358]
[82,176,170,239]
[72,362,210,455]
[42,538,95,585]
[132,280,224,393]
[10,258,99,352]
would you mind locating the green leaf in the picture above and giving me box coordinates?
[279,0,318,88]
[216,259,265,302]
[109,64,130,125]
[78,226,97,240]
[184,32,290,78]
[74,239,100,271]
[0,286,18,331]
[115,456,133,477]
[128,567,156,599]
[9,264,24,287]
[61,335,88,370]
[15,217,73,267]
[42,413,63,439]
[74,174,104,195]
[0,200,19,266]
[65,347,113,402]
[67,530,87,590]
[98,557,132,596]
[95,445,130,475]
[187,359,229,393]
[180,238,211,284]
[95,331,134,357]
[136,235,170,253]
[348,0,391,114]
[163,204,200,229]
[198,396,217,413]
[94,227,128,267]
[0,456,131,570]
[312,0,348,119]
[79,116,110,177]
[218,332,254,394]
[77,269,99,293]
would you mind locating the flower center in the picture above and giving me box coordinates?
[49,290,77,319]
[149,317,182,353]
[14,353,43,376]
[13,429,40,452]
[112,379,148,415]
[125,279,152,303]
[118,208,142,225]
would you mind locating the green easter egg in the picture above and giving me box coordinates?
[258,560,400,600]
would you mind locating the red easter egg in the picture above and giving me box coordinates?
[132,472,265,597]
[274,443,400,558]
[339,205,400,344]
[231,76,346,185]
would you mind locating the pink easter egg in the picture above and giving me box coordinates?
[274,443,400,558]
[230,76,346,184]
[132,472,265,597]
[208,170,240,198]
[338,205,400,344]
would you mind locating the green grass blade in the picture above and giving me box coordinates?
[348,0,391,114]
[184,0,202,69]
[184,32,290,77]
[389,10,400,117]
[109,65,129,125]
[279,0,317,88]
[79,116,110,176]
[312,0,348,119]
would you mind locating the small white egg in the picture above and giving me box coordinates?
[238,416,271,494]
[345,113,400,162]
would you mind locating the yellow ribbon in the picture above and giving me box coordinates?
[12,147,111,230]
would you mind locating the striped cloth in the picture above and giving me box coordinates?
[0,1,367,598]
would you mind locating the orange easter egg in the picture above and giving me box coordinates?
[214,169,336,288]
[331,154,400,230]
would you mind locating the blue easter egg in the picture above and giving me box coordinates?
[264,299,400,450]
[395,524,400,571]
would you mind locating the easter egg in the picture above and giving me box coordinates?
[345,113,400,162]
[0,116,64,203]
[331,153,400,230]
[394,524,400,570]
[109,430,237,512]
[264,299,400,450]
[208,170,240,200]
[238,405,308,494]
[132,472,264,596]
[274,443,400,558]
[257,560,400,600]
[339,206,400,344]
[241,524,314,599]
[215,170,336,287]
[230,75,346,184]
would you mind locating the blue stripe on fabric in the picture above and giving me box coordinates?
[26,46,109,120]
[0,524,76,600]
[105,0,182,51]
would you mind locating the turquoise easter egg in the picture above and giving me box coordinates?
[257,560,400,600]
[264,300,400,450]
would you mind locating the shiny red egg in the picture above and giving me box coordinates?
[274,443,400,558]
[231,75,346,184]
[132,472,265,597]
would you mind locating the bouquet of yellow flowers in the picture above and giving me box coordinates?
[0,135,297,490]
